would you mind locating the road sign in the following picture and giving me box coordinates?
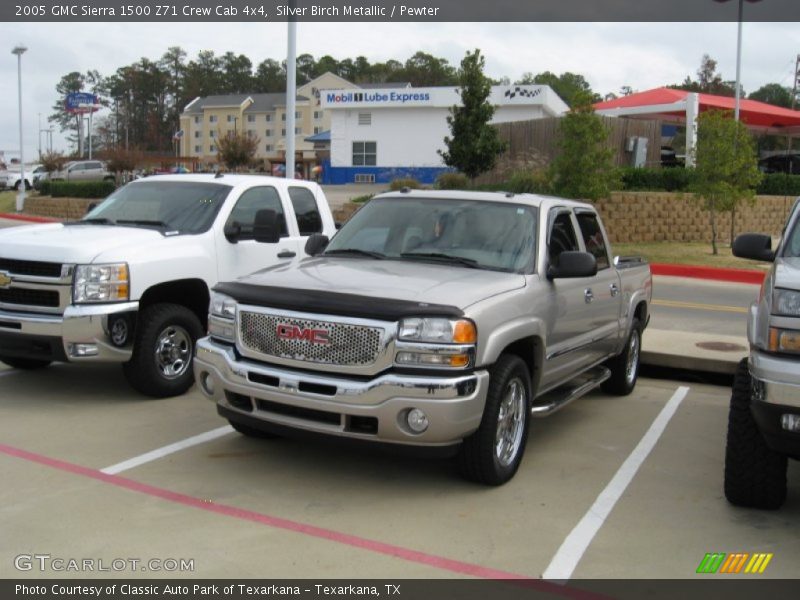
[65,92,99,114]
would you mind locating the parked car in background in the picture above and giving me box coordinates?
[0,164,46,190]
[49,160,115,183]
[758,153,800,175]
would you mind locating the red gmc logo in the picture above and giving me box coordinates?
[276,324,330,344]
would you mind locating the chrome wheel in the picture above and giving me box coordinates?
[495,377,527,467]
[625,329,640,388]
[154,325,192,380]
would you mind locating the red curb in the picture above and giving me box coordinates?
[0,212,60,223]
[651,263,767,285]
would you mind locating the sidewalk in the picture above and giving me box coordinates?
[642,329,746,375]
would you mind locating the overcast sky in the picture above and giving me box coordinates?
[1,20,799,160]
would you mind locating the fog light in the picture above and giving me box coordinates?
[200,372,215,396]
[407,408,429,433]
[71,343,98,357]
[781,414,800,432]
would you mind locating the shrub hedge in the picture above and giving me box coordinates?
[38,180,116,199]
[434,172,470,190]
[388,177,421,191]
[619,167,800,196]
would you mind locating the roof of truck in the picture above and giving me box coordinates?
[374,189,594,210]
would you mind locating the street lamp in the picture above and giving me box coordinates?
[79,102,102,159]
[713,0,763,121]
[12,44,27,212]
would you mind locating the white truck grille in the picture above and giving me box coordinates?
[239,311,383,367]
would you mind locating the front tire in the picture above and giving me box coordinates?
[602,318,642,396]
[458,355,531,485]
[0,356,51,370]
[724,358,788,509]
[123,303,203,398]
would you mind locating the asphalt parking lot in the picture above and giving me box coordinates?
[1,362,798,582]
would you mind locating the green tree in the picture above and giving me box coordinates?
[401,51,457,86]
[439,49,506,181]
[690,110,762,255]
[549,93,620,201]
[216,129,260,171]
[749,83,794,108]
[516,71,600,107]
[49,70,105,156]
[254,58,285,93]
[671,54,738,97]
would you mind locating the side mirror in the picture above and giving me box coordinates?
[305,234,329,256]
[253,209,281,244]
[547,251,598,280]
[732,233,774,262]
[223,221,242,243]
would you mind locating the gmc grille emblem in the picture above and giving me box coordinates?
[276,324,330,344]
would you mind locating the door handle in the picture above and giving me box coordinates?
[610,284,620,297]
[277,250,296,258]
[584,289,594,303]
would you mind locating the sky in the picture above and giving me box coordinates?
[1,20,799,160]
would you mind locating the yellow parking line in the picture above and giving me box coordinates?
[652,299,748,314]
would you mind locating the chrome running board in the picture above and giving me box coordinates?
[530,366,611,418]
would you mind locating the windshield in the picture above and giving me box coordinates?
[83,181,231,234]
[326,197,538,272]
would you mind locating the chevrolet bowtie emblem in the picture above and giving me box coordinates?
[0,272,12,288]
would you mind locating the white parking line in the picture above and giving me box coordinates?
[100,425,234,475]
[542,385,690,582]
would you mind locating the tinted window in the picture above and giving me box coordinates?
[288,187,323,235]
[548,211,579,265]
[576,212,610,269]
[226,186,288,237]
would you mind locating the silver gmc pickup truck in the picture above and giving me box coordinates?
[728,196,800,508]
[194,190,652,485]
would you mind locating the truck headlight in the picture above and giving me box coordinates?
[772,289,800,316]
[73,263,129,303]
[398,318,477,344]
[208,292,237,342]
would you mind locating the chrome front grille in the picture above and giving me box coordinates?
[239,310,384,367]
[0,257,74,315]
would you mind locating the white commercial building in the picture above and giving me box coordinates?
[320,85,569,184]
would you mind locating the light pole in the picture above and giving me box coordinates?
[12,44,27,212]
[79,102,101,160]
[714,0,763,121]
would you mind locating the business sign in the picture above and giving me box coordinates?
[64,92,100,114]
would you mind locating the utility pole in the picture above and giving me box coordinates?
[789,54,800,152]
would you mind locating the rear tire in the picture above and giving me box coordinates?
[458,355,531,485]
[0,356,51,370]
[123,303,203,398]
[602,318,642,396]
[724,358,787,509]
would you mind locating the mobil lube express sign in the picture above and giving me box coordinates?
[322,89,440,108]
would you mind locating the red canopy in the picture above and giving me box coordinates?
[594,87,800,132]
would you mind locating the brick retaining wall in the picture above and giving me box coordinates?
[23,196,97,220]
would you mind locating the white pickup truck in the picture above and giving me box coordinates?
[0,174,336,397]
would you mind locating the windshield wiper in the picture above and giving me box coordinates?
[400,252,481,268]
[325,248,386,259]
[80,217,116,225]
[116,219,170,229]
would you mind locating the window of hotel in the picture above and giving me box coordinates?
[295,127,302,135]
[352,141,377,166]
[313,111,322,120]
[266,114,273,122]
[281,128,286,136]
[209,115,218,123]
[227,115,234,123]
[210,145,216,152]
[265,129,273,137]
[265,144,273,152]
[194,131,201,138]
[247,115,256,122]
[313,126,322,134]
[194,145,201,153]
[193,116,200,124]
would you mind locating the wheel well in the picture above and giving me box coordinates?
[138,279,209,328]
[634,301,648,326]
[498,336,543,393]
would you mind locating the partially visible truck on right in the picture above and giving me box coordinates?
[728,197,800,509]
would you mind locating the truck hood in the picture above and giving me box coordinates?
[774,257,800,290]
[235,257,527,311]
[0,223,168,264]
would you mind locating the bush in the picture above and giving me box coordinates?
[506,170,552,195]
[620,167,696,192]
[434,172,470,190]
[756,173,800,196]
[43,181,116,199]
[389,177,421,191]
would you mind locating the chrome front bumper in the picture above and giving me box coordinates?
[194,337,490,446]
[750,349,800,409]
[0,302,138,362]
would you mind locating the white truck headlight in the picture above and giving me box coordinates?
[772,289,800,316]
[73,263,129,303]
[208,292,237,342]
[398,318,477,344]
